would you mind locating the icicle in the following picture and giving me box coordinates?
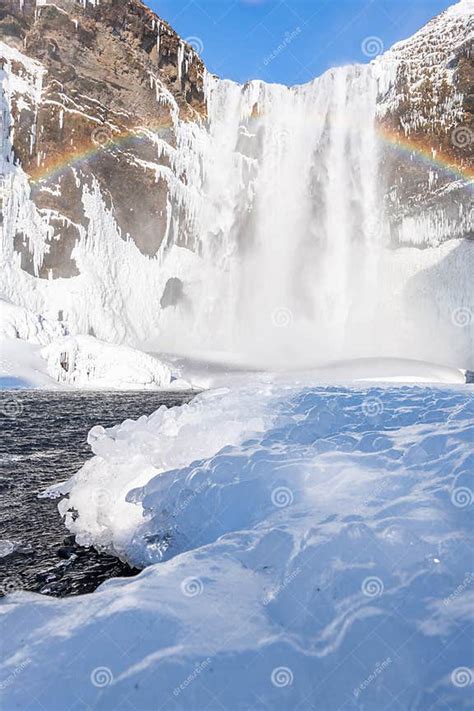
[156,21,161,58]
[177,41,184,85]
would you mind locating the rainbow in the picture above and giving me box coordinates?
[28,122,173,185]
[378,125,474,185]
[27,121,473,188]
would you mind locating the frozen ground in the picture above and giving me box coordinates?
[1,378,473,709]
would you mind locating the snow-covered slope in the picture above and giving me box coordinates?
[1,381,473,709]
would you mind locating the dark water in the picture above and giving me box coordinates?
[0,390,195,597]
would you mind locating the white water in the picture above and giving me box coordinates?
[154,67,472,369]
[192,68,385,365]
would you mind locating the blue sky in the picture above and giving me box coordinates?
[148,0,454,85]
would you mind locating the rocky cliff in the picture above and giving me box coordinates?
[376,0,473,245]
[1,0,205,277]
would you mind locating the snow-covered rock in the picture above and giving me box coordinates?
[41,335,173,390]
[0,298,67,345]
[0,337,58,388]
[374,0,473,247]
[0,300,175,390]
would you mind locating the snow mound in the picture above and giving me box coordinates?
[0,299,177,390]
[49,382,278,555]
[1,382,473,709]
[41,335,173,390]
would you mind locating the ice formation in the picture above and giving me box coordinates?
[0,298,67,344]
[1,382,473,708]
[1,2,473,371]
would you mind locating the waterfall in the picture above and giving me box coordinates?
[170,64,387,366]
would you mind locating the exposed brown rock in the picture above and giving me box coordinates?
[0,0,206,274]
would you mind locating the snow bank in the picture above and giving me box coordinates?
[312,357,466,384]
[0,299,177,390]
[1,381,473,709]
[47,359,466,560]
[41,335,173,390]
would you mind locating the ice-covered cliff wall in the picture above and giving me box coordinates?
[0,0,473,369]
[375,0,473,246]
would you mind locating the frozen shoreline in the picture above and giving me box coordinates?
[1,380,473,709]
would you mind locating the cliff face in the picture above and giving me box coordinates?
[376,0,473,245]
[0,0,205,277]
